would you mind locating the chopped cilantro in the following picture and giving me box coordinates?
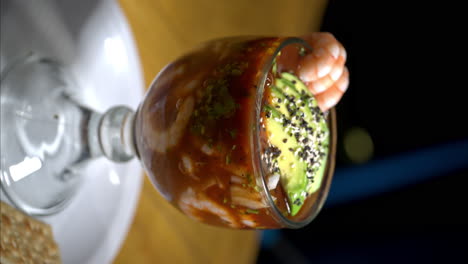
[246,173,252,184]
[245,209,259,214]
[228,129,238,139]
[190,78,237,136]
[231,69,242,76]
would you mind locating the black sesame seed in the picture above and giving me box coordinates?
[294,132,300,140]
[293,198,302,206]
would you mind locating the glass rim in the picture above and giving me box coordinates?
[251,37,338,229]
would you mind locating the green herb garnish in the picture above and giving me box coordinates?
[228,129,237,139]
[246,173,252,184]
[245,209,259,214]
[190,77,238,136]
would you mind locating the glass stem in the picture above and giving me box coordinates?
[86,106,137,162]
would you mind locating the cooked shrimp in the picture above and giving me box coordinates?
[305,48,346,94]
[146,96,195,153]
[175,71,208,98]
[298,32,349,111]
[315,67,349,111]
[178,187,240,228]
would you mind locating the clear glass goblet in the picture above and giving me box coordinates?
[0,36,336,229]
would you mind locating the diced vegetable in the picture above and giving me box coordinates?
[230,185,266,209]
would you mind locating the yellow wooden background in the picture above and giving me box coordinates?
[114,0,328,263]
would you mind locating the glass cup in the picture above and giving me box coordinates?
[1,36,336,229]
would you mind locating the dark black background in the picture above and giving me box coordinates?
[257,1,467,263]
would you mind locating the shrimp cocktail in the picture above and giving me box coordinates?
[135,33,348,229]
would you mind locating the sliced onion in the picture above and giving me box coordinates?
[230,175,246,184]
[180,155,199,181]
[267,173,280,190]
[241,219,257,228]
[201,144,214,155]
[230,185,267,209]
[181,155,193,173]
[231,196,266,209]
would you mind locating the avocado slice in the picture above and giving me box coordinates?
[263,72,329,216]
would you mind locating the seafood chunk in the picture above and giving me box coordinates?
[178,188,239,228]
[146,96,195,153]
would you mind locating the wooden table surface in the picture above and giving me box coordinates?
[113,0,328,263]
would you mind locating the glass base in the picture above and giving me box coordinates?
[0,54,86,215]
